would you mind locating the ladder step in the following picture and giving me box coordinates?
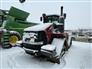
[2,32,10,47]
[3,34,9,36]
[3,44,10,46]
[3,44,9,45]
[2,45,10,48]
[3,40,9,42]
[3,41,9,43]
[3,37,9,39]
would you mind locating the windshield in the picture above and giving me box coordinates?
[47,16,59,23]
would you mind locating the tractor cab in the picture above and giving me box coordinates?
[40,14,66,24]
[40,6,66,33]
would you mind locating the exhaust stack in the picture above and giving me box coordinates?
[61,6,63,16]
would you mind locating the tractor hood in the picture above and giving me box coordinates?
[24,23,52,32]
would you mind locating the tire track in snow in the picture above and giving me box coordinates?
[8,51,25,68]
[1,41,91,69]
[7,49,66,69]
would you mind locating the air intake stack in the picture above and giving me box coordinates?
[61,6,63,16]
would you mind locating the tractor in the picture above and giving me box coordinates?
[21,6,72,64]
[0,6,36,48]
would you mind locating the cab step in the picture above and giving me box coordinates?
[1,32,11,48]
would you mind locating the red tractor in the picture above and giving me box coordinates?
[21,6,72,64]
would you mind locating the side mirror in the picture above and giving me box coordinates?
[40,17,42,21]
[42,13,46,17]
[64,13,66,19]
[19,0,25,3]
[42,13,47,23]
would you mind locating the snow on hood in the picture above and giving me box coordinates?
[41,44,56,51]
[24,23,52,31]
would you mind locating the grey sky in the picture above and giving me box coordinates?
[0,0,91,30]
[0,0,91,2]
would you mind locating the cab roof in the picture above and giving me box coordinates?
[24,23,53,31]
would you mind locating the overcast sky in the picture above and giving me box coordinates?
[0,0,91,30]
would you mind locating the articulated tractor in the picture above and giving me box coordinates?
[21,6,72,64]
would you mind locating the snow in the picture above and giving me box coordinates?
[16,41,22,46]
[41,44,56,51]
[24,23,52,31]
[52,38,65,56]
[0,41,92,69]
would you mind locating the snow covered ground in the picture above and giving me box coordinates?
[0,41,92,69]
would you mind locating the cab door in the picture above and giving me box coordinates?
[45,26,53,43]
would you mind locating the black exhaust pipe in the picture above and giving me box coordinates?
[61,6,63,16]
